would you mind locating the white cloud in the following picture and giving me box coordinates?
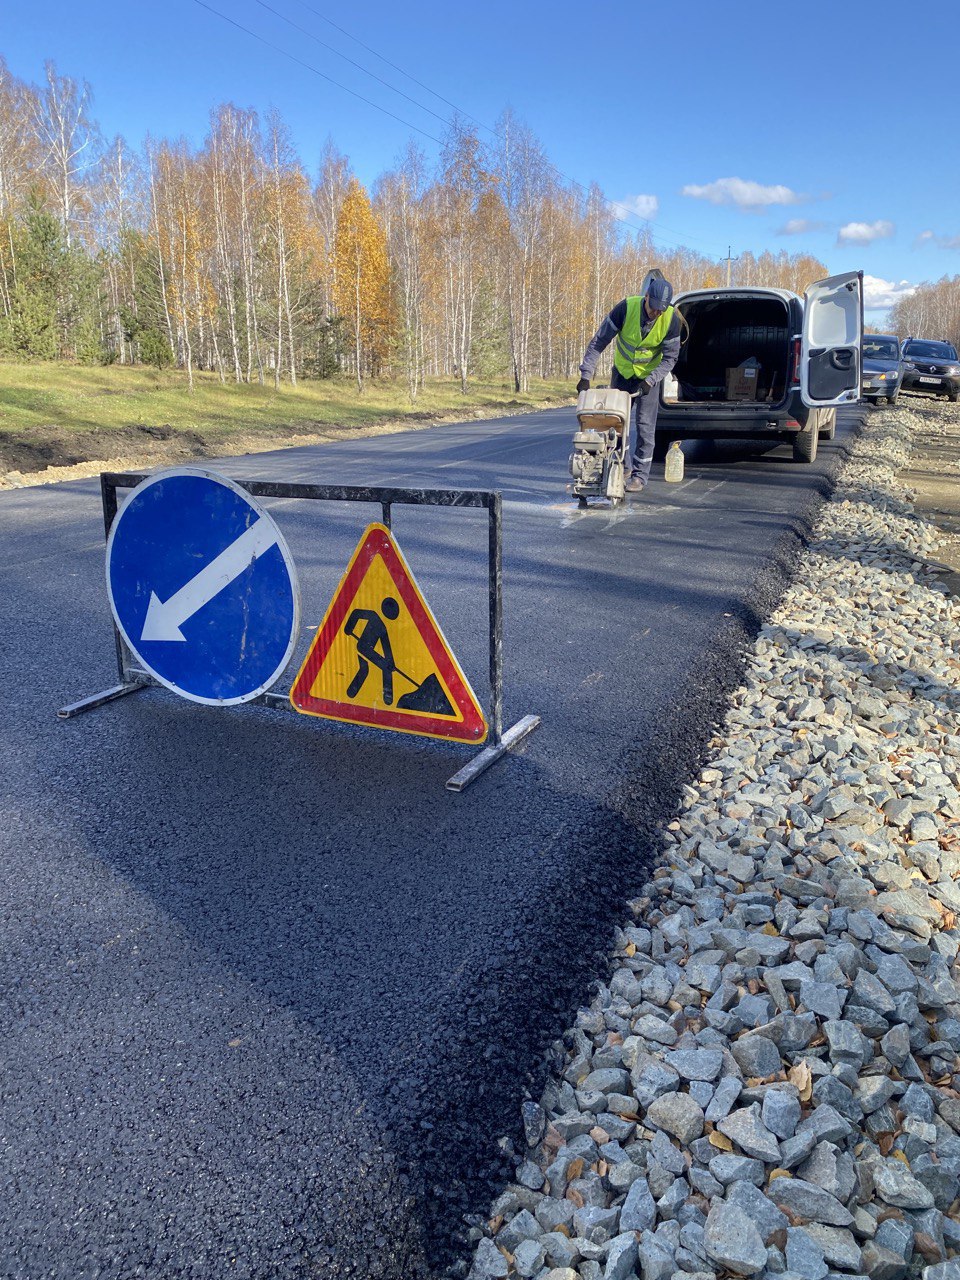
[915,229,960,249]
[777,218,825,236]
[681,177,804,212]
[862,275,916,311]
[614,193,659,221]
[837,220,894,245]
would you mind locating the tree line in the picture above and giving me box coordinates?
[889,278,960,352]
[0,57,832,396]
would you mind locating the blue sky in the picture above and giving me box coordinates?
[7,0,958,318]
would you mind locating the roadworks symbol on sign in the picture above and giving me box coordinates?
[289,523,487,743]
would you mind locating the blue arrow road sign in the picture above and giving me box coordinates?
[106,468,301,705]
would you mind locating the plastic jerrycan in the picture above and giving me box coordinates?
[665,440,685,483]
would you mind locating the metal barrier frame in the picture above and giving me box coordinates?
[58,472,540,792]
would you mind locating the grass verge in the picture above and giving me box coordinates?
[0,361,572,475]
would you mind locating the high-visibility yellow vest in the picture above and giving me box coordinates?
[614,297,675,380]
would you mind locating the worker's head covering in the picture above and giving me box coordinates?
[645,276,674,314]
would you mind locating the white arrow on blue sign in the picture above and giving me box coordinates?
[106,468,301,705]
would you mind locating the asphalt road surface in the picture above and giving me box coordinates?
[0,406,861,1279]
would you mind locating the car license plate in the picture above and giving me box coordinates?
[918,376,941,384]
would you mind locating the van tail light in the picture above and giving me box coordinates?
[790,337,802,386]
[786,419,800,428]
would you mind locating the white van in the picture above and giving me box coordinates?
[657,272,864,463]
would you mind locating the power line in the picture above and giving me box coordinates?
[289,0,493,132]
[191,0,443,145]
[193,0,727,255]
[250,0,453,128]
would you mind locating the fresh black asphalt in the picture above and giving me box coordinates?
[0,405,861,1279]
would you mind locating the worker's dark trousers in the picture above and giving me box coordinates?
[630,391,659,484]
[610,371,659,485]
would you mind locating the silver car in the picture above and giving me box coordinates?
[861,333,902,405]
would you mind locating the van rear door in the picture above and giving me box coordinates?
[800,271,863,406]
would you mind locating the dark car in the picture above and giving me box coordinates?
[900,337,960,401]
[861,333,902,405]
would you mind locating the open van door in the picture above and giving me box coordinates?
[800,271,863,406]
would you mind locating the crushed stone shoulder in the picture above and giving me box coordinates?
[462,405,960,1280]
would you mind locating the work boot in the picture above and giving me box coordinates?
[625,475,645,493]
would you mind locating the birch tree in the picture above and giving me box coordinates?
[495,111,553,392]
[149,140,205,389]
[31,61,98,248]
[333,177,392,392]
[314,138,350,320]
[91,134,139,361]
[433,123,493,393]
[206,106,244,381]
[0,58,40,318]
[264,110,295,387]
[376,142,427,400]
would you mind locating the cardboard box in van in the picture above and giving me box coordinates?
[726,360,760,400]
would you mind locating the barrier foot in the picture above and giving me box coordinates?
[445,714,541,792]
[57,681,148,720]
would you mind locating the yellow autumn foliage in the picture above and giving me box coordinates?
[333,178,394,389]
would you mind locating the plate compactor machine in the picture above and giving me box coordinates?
[569,387,632,508]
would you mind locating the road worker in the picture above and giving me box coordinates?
[576,275,681,493]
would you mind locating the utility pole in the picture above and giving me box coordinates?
[724,245,740,287]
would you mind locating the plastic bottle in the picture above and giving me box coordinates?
[664,440,685,483]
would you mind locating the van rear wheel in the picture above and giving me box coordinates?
[793,416,819,463]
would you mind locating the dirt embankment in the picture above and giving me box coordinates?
[0,402,557,491]
[1,422,214,483]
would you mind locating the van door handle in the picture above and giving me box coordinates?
[830,349,854,370]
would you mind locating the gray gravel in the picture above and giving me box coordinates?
[463,406,960,1280]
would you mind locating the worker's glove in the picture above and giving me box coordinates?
[638,379,653,396]
[576,378,590,393]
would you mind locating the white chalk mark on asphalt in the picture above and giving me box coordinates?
[693,480,727,504]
